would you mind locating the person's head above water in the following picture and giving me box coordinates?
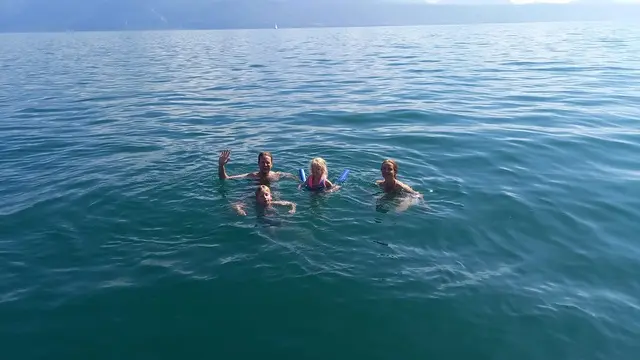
[258,152,273,175]
[232,184,296,215]
[255,185,273,206]
[376,158,421,204]
[309,157,328,180]
[381,159,398,180]
[218,149,294,181]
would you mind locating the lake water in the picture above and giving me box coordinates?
[1,22,640,360]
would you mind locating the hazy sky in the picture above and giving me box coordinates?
[507,0,640,3]
[424,0,640,3]
[2,0,639,33]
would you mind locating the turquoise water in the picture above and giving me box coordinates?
[2,22,640,359]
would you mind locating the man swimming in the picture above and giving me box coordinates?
[218,150,296,183]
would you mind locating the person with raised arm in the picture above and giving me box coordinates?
[218,150,296,183]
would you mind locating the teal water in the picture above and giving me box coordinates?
[2,22,640,359]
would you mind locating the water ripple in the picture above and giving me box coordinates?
[2,22,640,360]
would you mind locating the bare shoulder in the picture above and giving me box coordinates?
[398,181,420,195]
[376,180,385,186]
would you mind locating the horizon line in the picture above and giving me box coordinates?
[0,19,630,35]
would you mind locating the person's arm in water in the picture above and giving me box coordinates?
[324,179,341,192]
[276,172,298,180]
[232,202,247,216]
[398,181,422,197]
[395,181,423,212]
[272,200,296,214]
[218,150,251,180]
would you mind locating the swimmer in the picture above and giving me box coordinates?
[376,159,422,212]
[218,150,296,183]
[299,157,339,192]
[233,185,296,216]
[376,159,421,195]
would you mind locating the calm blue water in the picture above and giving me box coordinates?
[1,22,640,359]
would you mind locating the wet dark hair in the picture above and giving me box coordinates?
[258,152,273,163]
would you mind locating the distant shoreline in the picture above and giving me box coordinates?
[1,3,639,34]
[0,19,633,35]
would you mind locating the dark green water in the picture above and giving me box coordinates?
[2,22,640,359]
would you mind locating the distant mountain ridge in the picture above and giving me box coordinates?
[1,0,639,32]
